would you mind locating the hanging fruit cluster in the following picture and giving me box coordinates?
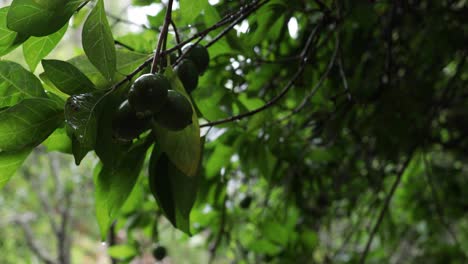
[111,43,209,142]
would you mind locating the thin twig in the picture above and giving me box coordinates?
[359,152,414,264]
[106,11,157,32]
[107,0,268,94]
[337,54,351,101]
[208,194,228,264]
[206,0,269,49]
[423,154,464,250]
[23,164,59,235]
[285,33,340,118]
[114,40,136,51]
[170,20,183,56]
[76,0,90,13]
[200,21,325,128]
[58,187,73,264]
[15,218,57,264]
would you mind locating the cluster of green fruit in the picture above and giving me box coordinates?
[174,43,210,92]
[112,44,209,142]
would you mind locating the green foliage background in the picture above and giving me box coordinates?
[0,0,467,263]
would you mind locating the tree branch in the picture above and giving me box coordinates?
[14,216,57,264]
[108,0,269,92]
[359,151,415,264]
[150,0,174,73]
[422,153,465,253]
[200,20,325,128]
[75,1,90,13]
[208,194,228,264]
[170,20,183,56]
[281,33,340,121]
[23,159,59,235]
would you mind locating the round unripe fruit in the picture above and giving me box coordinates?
[152,245,167,261]
[182,43,210,74]
[128,73,170,117]
[112,100,151,142]
[154,90,193,131]
[175,59,199,93]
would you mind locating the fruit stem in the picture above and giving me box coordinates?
[150,0,174,74]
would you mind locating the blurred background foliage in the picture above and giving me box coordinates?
[1,0,468,263]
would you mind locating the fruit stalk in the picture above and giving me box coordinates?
[150,0,174,74]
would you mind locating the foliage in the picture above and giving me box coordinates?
[0,0,467,263]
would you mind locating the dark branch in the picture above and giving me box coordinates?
[200,20,325,128]
[15,216,57,264]
[359,151,415,264]
[150,0,174,73]
[208,194,228,264]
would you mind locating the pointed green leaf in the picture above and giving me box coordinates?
[82,0,116,81]
[42,59,96,95]
[0,148,32,189]
[68,50,150,89]
[0,98,63,152]
[180,0,207,23]
[206,144,234,179]
[64,92,106,164]
[23,24,68,71]
[0,6,28,56]
[95,140,150,240]
[149,149,199,234]
[7,0,82,37]
[108,245,138,260]
[153,67,201,177]
[0,61,47,108]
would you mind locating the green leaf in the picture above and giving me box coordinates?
[64,92,106,164]
[42,127,71,153]
[153,67,201,177]
[248,239,282,255]
[94,94,131,167]
[0,61,47,108]
[0,98,63,152]
[107,244,138,260]
[149,149,199,234]
[248,4,285,46]
[42,59,96,95]
[180,0,207,23]
[206,144,234,179]
[23,24,68,71]
[0,6,28,56]
[95,139,149,240]
[300,230,318,250]
[261,222,290,246]
[7,0,82,37]
[68,50,150,89]
[0,148,32,189]
[82,0,116,81]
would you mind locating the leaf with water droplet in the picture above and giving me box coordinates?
[64,91,106,164]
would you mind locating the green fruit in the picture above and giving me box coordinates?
[152,245,167,261]
[128,73,170,117]
[112,100,151,142]
[182,43,210,74]
[175,59,199,93]
[154,90,193,131]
